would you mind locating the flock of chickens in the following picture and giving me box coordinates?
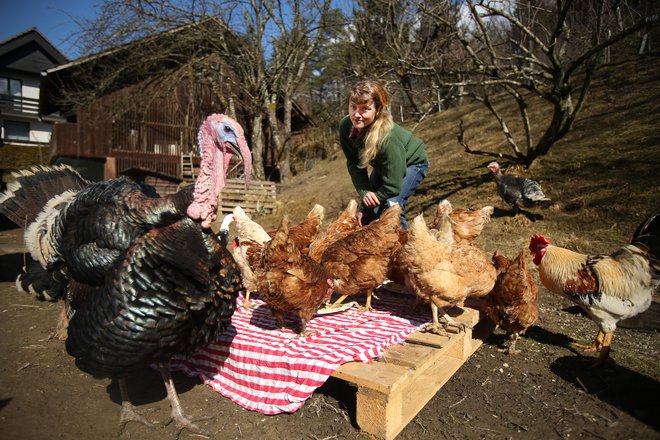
[0,114,658,438]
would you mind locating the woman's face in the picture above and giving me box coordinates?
[348,97,377,130]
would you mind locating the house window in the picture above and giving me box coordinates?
[0,77,22,96]
[3,120,30,141]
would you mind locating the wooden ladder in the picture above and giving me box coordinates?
[180,153,195,182]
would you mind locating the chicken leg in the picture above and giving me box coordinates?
[425,303,466,335]
[571,328,606,352]
[498,332,521,355]
[325,290,374,312]
[590,331,613,368]
[571,329,613,368]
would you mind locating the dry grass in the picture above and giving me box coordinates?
[259,54,660,265]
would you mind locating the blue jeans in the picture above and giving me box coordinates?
[361,160,429,229]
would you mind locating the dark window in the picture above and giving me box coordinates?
[0,77,22,96]
[4,120,30,141]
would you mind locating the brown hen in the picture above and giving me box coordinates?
[268,204,325,255]
[320,203,402,310]
[427,199,494,243]
[308,199,361,263]
[396,210,497,334]
[484,249,539,354]
[259,216,335,336]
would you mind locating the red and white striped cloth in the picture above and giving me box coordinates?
[172,291,431,414]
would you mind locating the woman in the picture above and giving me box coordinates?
[339,79,429,229]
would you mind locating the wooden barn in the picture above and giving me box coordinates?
[39,23,314,201]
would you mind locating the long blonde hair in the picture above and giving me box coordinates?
[347,80,394,168]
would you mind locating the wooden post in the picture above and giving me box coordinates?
[104,157,116,180]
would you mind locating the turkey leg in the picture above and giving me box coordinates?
[117,377,154,435]
[159,362,212,438]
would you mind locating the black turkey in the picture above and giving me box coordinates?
[0,113,251,437]
[487,161,552,214]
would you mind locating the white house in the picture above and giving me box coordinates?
[0,28,68,147]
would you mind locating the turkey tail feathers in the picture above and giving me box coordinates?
[0,165,88,227]
[16,260,67,301]
[521,179,552,207]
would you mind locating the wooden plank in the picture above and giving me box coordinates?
[378,343,437,370]
[330,306,491,440]
[219,178,278,214]
[405,331,450,349]
[331,361,411,394]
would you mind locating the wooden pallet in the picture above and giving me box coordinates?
[219,178,277,214]
[331,306,494,440]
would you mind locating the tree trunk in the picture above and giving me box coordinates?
[266,94,286,181]
[280,93,293,181]
[250,112,265,180]
[529,95,573,165]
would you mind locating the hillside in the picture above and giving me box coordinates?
[261,53,660,263]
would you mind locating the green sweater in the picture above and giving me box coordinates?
[339,115,428,203]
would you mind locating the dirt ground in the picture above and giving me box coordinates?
[0,224,658,440]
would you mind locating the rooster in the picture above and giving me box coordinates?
[487,161,551,214]
[484,250,539,354]
[528,207,659,366]
[0,114,251,437]
[259,216,335,336]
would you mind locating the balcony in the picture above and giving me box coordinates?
[0,94,40,119]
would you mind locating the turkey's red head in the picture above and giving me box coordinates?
[529,234,550,265]
[187,114,252,229]
[487,161,500,173]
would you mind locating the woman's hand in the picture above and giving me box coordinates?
[362,192,380,208]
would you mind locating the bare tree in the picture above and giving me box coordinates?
[262,0,333,181]
[423,0,659,166]
[62,0,333,181]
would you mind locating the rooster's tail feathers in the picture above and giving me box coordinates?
[632,206,660,282]
[632,206,660,243]
[0,165,88,227]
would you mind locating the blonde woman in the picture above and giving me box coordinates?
[339,79,429,229]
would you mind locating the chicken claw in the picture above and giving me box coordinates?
[498,333,521,354]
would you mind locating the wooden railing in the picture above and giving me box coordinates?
[50,120,248,181]
[114,152,182,178]
[50,121,192,179]
[0,94,40,116]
